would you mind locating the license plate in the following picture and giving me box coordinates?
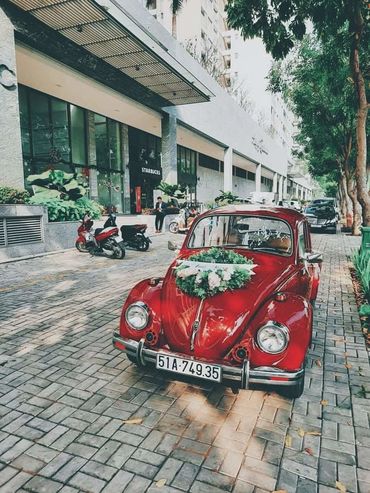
[308,218,317,224]
[156,353,221,382]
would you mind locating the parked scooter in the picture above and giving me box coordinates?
[75,213,125,259]
[120,224,151,251]
[169,207,198,234]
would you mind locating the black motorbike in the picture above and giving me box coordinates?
[120,224,151,251]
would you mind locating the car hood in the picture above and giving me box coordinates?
[305,209,335,219]
[161,253,294,360]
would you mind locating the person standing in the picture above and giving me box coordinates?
[155,196,166,233]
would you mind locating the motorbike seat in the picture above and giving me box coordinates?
[121,224,147,232]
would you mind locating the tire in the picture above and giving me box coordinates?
[169,222,179,234]
[279,370,305,399]
[75,240,88,253]
[113,244,125,259]
[136,237,150,252]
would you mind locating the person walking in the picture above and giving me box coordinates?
[155,196,166,233]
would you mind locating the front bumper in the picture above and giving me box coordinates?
[113,332,304,389]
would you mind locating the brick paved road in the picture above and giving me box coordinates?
[0,232,369,493]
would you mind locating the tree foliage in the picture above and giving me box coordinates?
[226,0,370,224]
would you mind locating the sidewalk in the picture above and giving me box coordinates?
[0,232,368,493]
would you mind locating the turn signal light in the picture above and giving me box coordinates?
[145,330,158,346]
[231,345,247,363]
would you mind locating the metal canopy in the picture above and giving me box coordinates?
[9,0,211,106]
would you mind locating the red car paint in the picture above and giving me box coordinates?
[115,205,321,393]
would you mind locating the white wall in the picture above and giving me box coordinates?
[232,176,255,199]
[197,166,223,203]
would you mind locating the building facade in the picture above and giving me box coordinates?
[0,0,311,217]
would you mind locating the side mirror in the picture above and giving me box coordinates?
[305,252,323,263]
[168,240,180,251]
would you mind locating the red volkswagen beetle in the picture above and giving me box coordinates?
[113,205,322,398]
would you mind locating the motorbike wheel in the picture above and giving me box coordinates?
[169,222,179,234]
[113,244,125,259]
[136,236,150,252]
[75,240,88,253]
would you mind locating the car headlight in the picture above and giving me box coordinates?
[125,302,149,330]
[256,321,289,354]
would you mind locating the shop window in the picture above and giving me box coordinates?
[30,92,51,161]
[70,105,86,165]
[199,153,221,172]
[177,145,197,187]
[19,86,87,179]
[94,113,124,212]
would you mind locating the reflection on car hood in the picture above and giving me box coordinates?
[161,252,294,360]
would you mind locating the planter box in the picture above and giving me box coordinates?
[361,226,370,254]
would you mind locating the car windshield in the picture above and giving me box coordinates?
[188,215,293,255]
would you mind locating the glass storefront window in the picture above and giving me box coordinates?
[94,113,124,212]
[19,86,87,179]
[108,120,121,170]
[51,99,70,162]
[97,170,111,207]
[18,86,31,157]
[70,105,86,165]
[30,92,51,161]
[177,145,197,196]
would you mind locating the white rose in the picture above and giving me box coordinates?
[222,268,232,281]
[208,271,221,289]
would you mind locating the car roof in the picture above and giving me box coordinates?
[202,204,305,228]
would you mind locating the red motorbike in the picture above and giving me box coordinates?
[76,214,125,259]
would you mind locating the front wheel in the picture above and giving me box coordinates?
[75,240,88,253]
[136,237,150,252]
[113,244,125,259]
[169,222,179,234]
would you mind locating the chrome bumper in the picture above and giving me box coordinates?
[113,333,304,389]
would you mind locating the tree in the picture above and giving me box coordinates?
[268,34,362,233]
[226,0,370,225]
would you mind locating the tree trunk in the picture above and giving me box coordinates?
[172,14,177,38]
[350,3,370,226]
[339,174,351,228]
[343,134,362,235]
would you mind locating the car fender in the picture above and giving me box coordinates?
[238,293,313,371]
[119,279,163,341]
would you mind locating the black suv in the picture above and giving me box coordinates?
[304,203,338,234]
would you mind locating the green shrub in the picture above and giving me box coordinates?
[0,186,30,204]
[29,195,104,222]
[353,249,370,302]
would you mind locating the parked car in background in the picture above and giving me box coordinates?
[304,203,338,233]
[113,205,322,398]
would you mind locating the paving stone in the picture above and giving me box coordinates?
[99,470,133,493]
[68,472,106,493]
[123,458,159,479]
[24,476,63,493]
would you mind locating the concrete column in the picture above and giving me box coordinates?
[255,164,262,193]
[161,113,177,185]
[121,124,131,214]
[272,172,278,194]
[223,146,233,192]
[283,177,288,199]
[86,111,98,201]
[0,8,24,189]
[278,175,284,202]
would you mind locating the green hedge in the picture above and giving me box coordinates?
[0,186,30,204]
[28,196,104,222]
[353,249,370,303]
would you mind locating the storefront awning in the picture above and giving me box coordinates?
[8,0,213,106]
